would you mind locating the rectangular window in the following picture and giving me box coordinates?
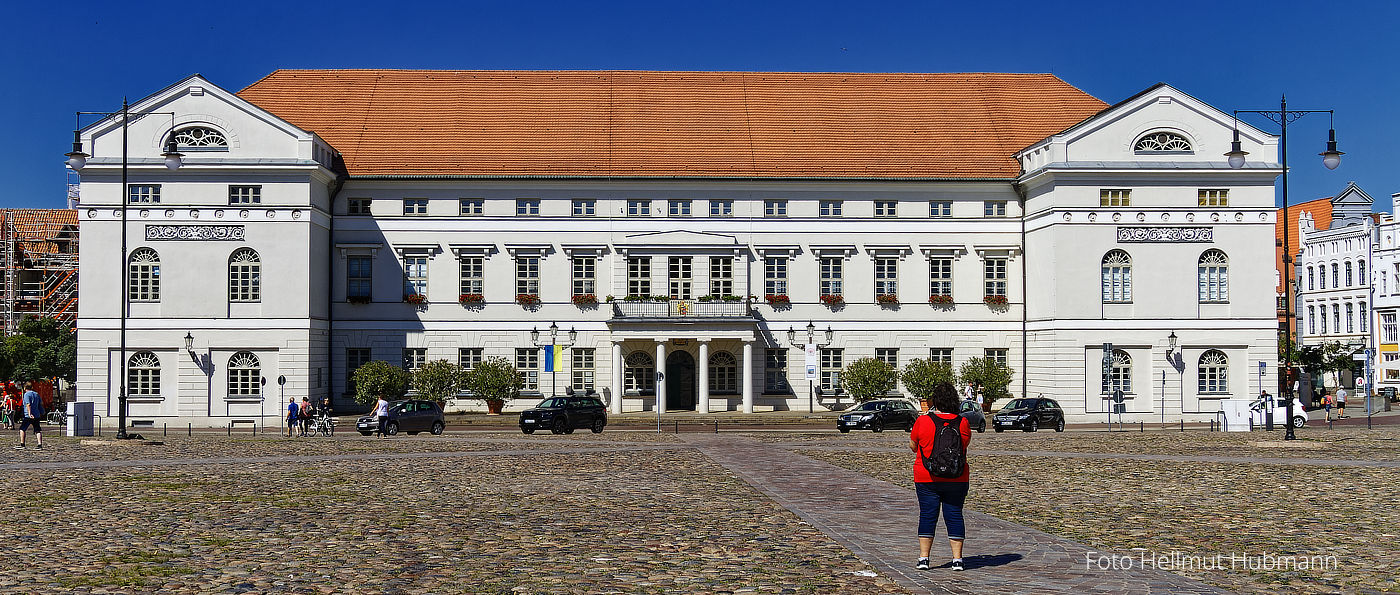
[403,198,428,215]
[402,255,428,297]
[668,256,693,299]
[876,348,898,368]
[571,199,595,216]
[572,257,596,296]
[128,184,161,204]
[874,257,898,297]
[820,348,843,392]
[458,348,483,372]
[709,257,733,296]
[459,256,484,295]
[1099,189,1131,207]
[820,257,843,297]
[930,257,953,298]
[874,200,897,218]
[347,198,372,215]
[1384,312,1397,343]
[571,348,595,392]
[819,200,843,217]
[1198,189,1228,207]
[983,200,1007,217]
[984,257,1008,297]
[668,200,692,216]
[929,348,952,365]
[710,199,733,217]
[1346,262,1353,287]
[403,348,426,371]
[516,199,540,216]
[627,200,651,216]
[228,185,261,205]
[1360,302,1368,333]
[1332,264,1339,288]
[347,255,372,300]
[346,348,371,394]
[764,257,788,296]
[1320,306,1327,334]
[516,256,540,296]
[929,200,952,218]
[764,199,787,218]
[1333,304,1340,333]
[516,348,539,392]
[1308,267,1315,291]
[1308,305,1316,335]
[985,348,1008,366]
[628,257,651,296]
[460,198,485,216]
[1347,303,1355,333]
[764,349,790,393]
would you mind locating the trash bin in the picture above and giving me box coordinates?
[1219,399,1253,432]
[66,401,94,437]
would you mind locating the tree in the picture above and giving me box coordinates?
[461,356,522,406]
[412,359,464,405]
[1319,341,1361,387]
[351,360,410,404]
[3,316,76,383]
[959,357,1014,408]
[901,358,957,406]
[840,357,899,403]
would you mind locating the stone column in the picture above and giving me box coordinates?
[610,341,623,414]
[742,341,754,414]
[697,340,710,414]
[655,341,667,413]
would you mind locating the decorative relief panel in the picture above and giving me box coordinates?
[1116,227,1213,243]
[145,225,246,241]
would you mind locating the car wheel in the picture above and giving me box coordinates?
[839,428,850,433]
[359,431,371,437]
[385,422,399,436]
[552,418,567,435]
[521,427,536,435]
[1055,418,1065,432]
[430,421,445,435]
[1026,419,1038,432]
[564,426,576,434]
[871,421,884,433]
[904,420,915,432]
[1293,416,1306,428]
[591,418,605,433]
[977,421,986,433]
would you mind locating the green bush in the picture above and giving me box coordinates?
[840,357,899,403]
[352,360,410,404]
[461,356,523,405]
[959,357,1014,407]
[902,358,956,405]
[412,359,465,404]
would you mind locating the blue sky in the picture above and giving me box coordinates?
[3,1,1395,210]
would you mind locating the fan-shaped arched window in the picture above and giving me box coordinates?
[1101,350,1132,394]
[1198,350,1229,394]
[128,248,161,302]
[1198,249,1229,303]
[709,351,738,394]
[127,351,161,397]
[1134,131,1192,152]
[228,351,262,398]
[172,126,228,150]
[228,248,261,302]
[624,351,655,394]
[1101,250,1132,303]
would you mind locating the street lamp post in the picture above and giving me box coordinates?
[66,99,184,440]
[531,322,577,397]
[787,321,833,413]
[1228,96,1343,441]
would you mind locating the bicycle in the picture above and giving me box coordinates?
[306,414,335,437]
[46,410,67,427]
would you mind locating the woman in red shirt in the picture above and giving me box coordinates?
[909,381,971,571]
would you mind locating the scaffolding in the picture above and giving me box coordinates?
[1,209,79,335]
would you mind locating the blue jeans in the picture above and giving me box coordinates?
[916,482,968,539]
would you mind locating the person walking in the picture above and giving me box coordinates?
[16,382,44,450]
[285,397,299,438]
[373,394,390,438]
[299,397,314,436]
[1320,391,1333,421]
[1336,387,1348,419]
[909,381,971,571]
[2,385,18,430]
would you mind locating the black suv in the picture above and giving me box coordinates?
[837,399,920,433]
[356,399,446,436]
[993,397,1066,432]
[519,396,608,434]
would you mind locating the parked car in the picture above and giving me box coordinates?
[519,395,608,434]
[356,400,446,436]
[837,399,919,433]
[992,397,1065,432]
[959,400,987,433]
[1247,396,1309,429]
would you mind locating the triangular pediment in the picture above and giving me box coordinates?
[1332,182,1373,206]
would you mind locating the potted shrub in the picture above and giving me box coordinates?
[819,294,844,307]
[698,294,716,303]
[623,294,647,302]
[902,358,957,411]
[412,359,465,408]
[516,293,541,307]
[840,357,899,404]
[928,294,953,305]
[721,295,742,302]
[875,294,899,305]
[458,293,485,306]
[571,294,598,306]
[984,295,1009,307]
[404,293,427,305]
[461,356,522,415]
[652,295,671,302]
[351,360,410,407]
[765,294,791,307]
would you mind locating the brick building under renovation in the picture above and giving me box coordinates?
[1,209,79,335]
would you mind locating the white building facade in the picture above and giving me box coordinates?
[1296,183,1375,390]
[72,72,1281,425]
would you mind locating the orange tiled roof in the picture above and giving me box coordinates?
[1,209,78,257]
[236,70,1107,179]
[1275,198,1332,295]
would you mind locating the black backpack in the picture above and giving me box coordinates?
[921,414,966,479]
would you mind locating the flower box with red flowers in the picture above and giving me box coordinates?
[765,294,791,306]
[983,295,1009,306]
[875,294,900,305]
[403,294,427,305]
[928,294,953,305]
[819,294,845,307]
[516,294,542,307]
[458,293,485,305]
[571,294,598,306]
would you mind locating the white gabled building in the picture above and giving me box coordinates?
[1296,183,1375,390]
[72,71,1281,426]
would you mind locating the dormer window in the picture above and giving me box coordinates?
[1133,131,1192,152]
[171,126,228,151]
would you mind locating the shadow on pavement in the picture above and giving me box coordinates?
[941,553,1022,569]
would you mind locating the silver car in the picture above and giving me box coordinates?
[959,400,987,433]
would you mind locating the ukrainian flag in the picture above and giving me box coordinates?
[543,345,564,372]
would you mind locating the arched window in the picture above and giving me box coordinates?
[1198,250,1229,303]
[127,351,161,397]
[228,351,262,398]
[1101,250,1132,303]
[128,248,161,302]
[1359,259,1367,285]
[1332,263,1339,288]
[1346,302,1355,333]
[228,248,261,302]
[1308,267,1315,291]
[1101,350,1132,394]
[1133,131,1192,152]
[709,351,738,394]
[1198,350,1229,394]
[1345,261,1353,287]
[171,126,228,149]
[624,351,655,394]
[1308,305,1316,335]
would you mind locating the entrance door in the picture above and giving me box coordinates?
[665,351,697,411]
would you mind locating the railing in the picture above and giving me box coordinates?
[613,299,752,319]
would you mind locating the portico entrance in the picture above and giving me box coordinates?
[665,351,697,411]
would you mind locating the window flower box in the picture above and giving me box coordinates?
[458,293,484,305]
[516,293,541,307]
[875,294,899,305]
[984,295,1009,306]
[571,294,598,306]
[928,294,953,305]
[403,293,427,305]
[819,294,844,307]
[699,294,743,303]
[765,294,791,307]
[347,295,372,304]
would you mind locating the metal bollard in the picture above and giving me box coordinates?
[227,423,231,436]
[714,420,719,434]
[163,424,167,437]
[1140,420,1143,433]
[188,423,192,436]
[674,420,679,434]
[1180,419,1184,432]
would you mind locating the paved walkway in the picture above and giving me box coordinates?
[682,434,1226,594]
[783,444,1400,468]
